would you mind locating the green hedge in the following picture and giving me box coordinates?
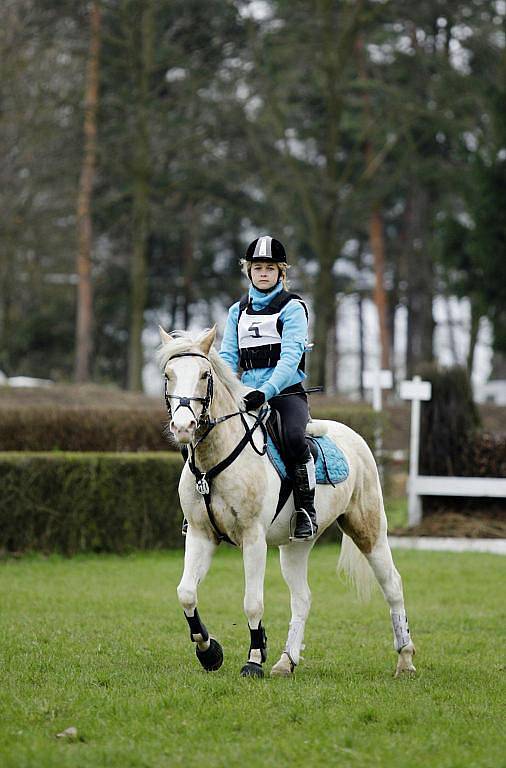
[0,451,343,554]
[0,453,184,555]
[0,407,171,452]
[0,404,382,454]
[310,406,385,453]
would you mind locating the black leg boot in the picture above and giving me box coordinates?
[291,455,318,540]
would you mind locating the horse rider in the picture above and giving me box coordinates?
[219,235,317,540]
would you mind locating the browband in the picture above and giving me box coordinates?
[169,352,210,362]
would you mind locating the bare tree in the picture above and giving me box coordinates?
[75,0,101,382]
[127,0,154,391]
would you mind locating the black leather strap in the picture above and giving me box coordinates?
[187,408,268,545]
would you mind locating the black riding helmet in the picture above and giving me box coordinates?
[245,235,287,263]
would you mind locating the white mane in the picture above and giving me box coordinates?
[157,329,248,405]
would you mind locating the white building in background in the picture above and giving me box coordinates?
[475,380,506,406]
[0,373,54,388]
[333,294,492,399]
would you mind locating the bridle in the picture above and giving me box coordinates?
[164,352,214,431]
[162,350,269,545]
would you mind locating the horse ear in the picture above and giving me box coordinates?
[159,325,172,345]
[198,325,217,355]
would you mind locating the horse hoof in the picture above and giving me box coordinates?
[395,644,416,677]
[270,654,295,677]
[395,660,416,677]
[196,638,223,672]
[240,661,264,678]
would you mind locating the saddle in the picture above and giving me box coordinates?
[266,410,349,520]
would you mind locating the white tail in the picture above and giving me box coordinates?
[337,533,376,602]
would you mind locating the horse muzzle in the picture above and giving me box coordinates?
[170,418,197,444]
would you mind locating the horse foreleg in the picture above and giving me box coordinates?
[366,534,416,677]
[240,528,267,678]
[271,540,313,677]
[177,528,223,671]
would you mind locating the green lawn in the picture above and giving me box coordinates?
[1,546,504,768]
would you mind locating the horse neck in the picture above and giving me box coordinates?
[194,376,246,469]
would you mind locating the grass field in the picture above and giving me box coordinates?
[1,546,504,768]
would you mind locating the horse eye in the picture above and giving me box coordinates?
[200,371,209,381]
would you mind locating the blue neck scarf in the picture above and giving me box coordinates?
[248,280,284,311]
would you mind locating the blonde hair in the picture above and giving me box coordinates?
[239,259,290,290]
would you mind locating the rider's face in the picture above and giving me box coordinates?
[250,261,279,290]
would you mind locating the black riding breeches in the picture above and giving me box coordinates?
[269,383,310,466]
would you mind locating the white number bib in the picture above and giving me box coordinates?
[237,310,282,350]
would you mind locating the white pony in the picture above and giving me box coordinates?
[159,326,416,678]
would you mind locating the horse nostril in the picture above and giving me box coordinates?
[170,420,196,436]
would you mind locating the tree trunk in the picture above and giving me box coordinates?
[356,36,391,373]
[445,295,460,366]
[388,246,400,384]
[370,205,391,369]
[127,1,154,391]
[0,250,14,374]
[357,289,365,399]
[74,0,101,383]
[310,225,336,389]
[467,302,482,376]
[490,351,506,379]
[182,202,196,330]
[325,299,338,394]
[405,185,434,376]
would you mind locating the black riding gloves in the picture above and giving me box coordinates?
[243,390,266,411]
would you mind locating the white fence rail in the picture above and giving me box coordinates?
[412,476,506,498]
[401,376,506,525]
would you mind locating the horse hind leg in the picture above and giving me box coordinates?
[271,540,314,677]
[177,528,223,672]
[338,506,416,677]
[366,533,416,677]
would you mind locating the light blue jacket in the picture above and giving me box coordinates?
[219,281,308,401]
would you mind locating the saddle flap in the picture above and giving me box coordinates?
[266,410,317,467]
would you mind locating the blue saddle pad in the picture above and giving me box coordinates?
[267,434,349,485]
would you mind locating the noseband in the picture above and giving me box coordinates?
[164,352,214,429]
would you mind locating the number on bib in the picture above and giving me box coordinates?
[248,321,262,338]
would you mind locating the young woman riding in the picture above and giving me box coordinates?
[219,235,317,540]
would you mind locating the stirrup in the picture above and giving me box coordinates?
[289,509,318,541]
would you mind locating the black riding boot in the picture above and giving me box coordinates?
[292,455,318,540]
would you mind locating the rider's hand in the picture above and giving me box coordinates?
[243,390,266,411]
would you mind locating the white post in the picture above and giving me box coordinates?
[363,369,393,484]
[400,376,432,526]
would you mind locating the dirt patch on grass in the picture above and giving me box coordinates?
[392,507,506,539]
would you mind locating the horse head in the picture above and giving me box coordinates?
[159,326,216,444]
